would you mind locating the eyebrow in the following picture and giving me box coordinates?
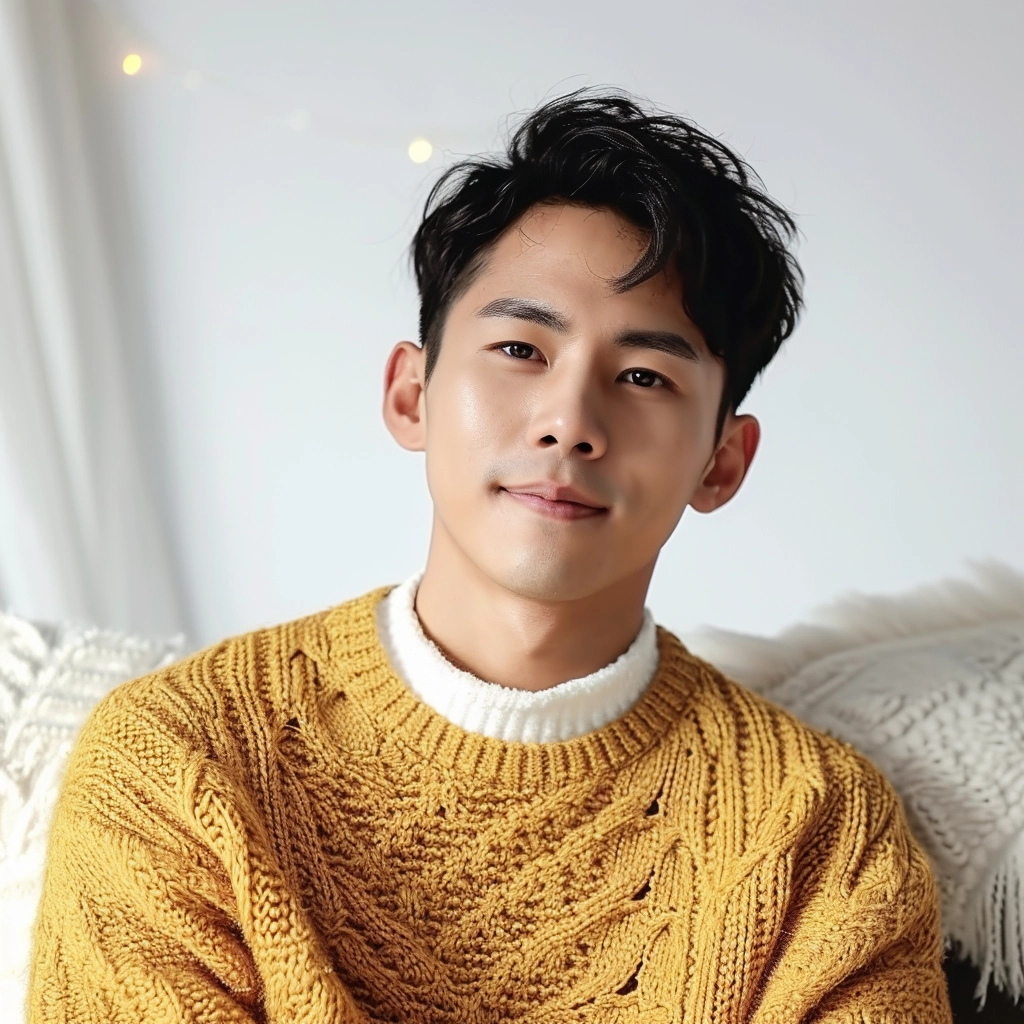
[616,329,701,363]
[476,296,569,332]
[476,296,702,363]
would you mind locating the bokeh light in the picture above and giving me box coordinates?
[407,138,433,163]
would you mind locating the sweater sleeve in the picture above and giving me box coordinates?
[27,675,266,1023]
[752,739,952,1024]
[26,663,364,1024]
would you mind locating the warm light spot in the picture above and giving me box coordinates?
[408,138,433,164]
[287,109,312,132]
[122,54,142,76]
[182,70,204,91]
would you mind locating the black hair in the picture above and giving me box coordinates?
[411,89,803,436]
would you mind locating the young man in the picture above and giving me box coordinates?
[30,92,952,1022]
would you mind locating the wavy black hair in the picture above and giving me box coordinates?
[411,89,803,436]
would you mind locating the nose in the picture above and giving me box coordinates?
[529,366,608,460]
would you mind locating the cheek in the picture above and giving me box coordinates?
[618,406,711,504]
[454,376,511,455]
[425,369,522,487]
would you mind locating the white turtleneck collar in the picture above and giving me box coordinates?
[375,574,660,744]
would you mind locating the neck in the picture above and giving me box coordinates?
[414,525,653,692]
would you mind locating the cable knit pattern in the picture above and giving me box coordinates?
[725,620,1024,1001]
[376,574,660,742]
[29,588,951,1023]
[682,562,1024,1000]
[0,612,182,1016]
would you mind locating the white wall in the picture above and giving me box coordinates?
[72,0,1024,648]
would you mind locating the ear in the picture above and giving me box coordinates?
[689,412,760,514]
[382,341,427,452]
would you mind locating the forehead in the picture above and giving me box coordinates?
[458,202,686,319]
[489,202,649,281]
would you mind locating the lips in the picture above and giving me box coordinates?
[500,483,608,520]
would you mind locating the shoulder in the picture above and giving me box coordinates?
[81,610,311,740]
[660,628,904,828]
[67,589,388,792]
[662,633,929,915]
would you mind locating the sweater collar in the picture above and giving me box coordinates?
[315,587,707,793]
[374,574,660,744]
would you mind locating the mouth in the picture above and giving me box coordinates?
[499,484,609,521]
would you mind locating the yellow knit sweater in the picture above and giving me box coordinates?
[29,589,951,1023]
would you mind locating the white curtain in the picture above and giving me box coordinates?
[0,0,184,637]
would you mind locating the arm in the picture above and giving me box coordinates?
[28,677,265,1023]
[27,666,364,1023]
[752,742,952,1024]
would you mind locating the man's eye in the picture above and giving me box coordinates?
[501,342,537,360]
[624,368,665,388]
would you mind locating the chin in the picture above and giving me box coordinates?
[483,550,612,603]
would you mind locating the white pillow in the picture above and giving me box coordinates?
[684,561,1024,1000]
[0,611,182,1018]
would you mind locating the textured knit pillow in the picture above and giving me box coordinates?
[0,611,182,1016]
[684,562,1024,1001]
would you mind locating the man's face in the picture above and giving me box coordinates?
[417,202,732,603]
